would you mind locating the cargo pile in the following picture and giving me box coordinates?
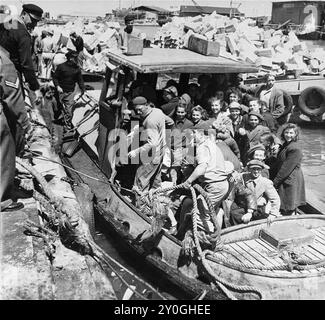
[35,18,121,73]
[153,12,325,77]
[33,11,325,75]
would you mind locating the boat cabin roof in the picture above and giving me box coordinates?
[106,48,259,74]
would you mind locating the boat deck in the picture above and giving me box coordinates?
[215,226,325,273]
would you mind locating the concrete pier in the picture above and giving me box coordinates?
[0,95,116,300]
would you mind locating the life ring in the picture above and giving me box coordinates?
[298,86,325,117]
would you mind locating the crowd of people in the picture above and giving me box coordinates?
[118,71,306,238]
[0,3,307,243]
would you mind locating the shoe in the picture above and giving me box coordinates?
[1,201,24,212]
[167,225,177,236]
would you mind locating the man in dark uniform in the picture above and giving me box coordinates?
[52,50,85,119]
[0,3,43,102]
[0,46,30,211]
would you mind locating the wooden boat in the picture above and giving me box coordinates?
[60,48,325,299]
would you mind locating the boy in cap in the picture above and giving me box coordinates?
[160,85,179,118]
[231,159,280,225]
[0,3,43,103]
[246,143,269,178]
[228,102,250,166]
[244,111,271,147]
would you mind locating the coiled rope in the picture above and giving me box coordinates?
[139,182,263,300]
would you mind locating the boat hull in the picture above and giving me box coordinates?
[213,215,325,299]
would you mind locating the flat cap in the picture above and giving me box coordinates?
[248,111,264,121]
[247,143,266,156]
[228,102,241,110]
[164,85,178,97]
[22,3,43,21]
[132,96,148,106]
[247,159,269,170]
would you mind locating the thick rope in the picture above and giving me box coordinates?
[189,187,263,300]
[137,182,263,298]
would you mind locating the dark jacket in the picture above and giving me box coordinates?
[71,36,84,53]
[53,61,85,93]
[245,124,271,146]
[273,141,306,211]
[0,18,40,91]
[231,173,257,211]
[160,97,179,118]
[0,47,30,155]
[261,111,277,133]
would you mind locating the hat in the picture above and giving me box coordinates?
[248,111,264,121]
[47,29,54,35]
[247,143,266,157]
[179,93,191,105]
[164,86,178,97]
[65,50,78,59]
[228,102,241,110]
[22,4,43,21]
[247,159,269,170]
[132,96,148,106]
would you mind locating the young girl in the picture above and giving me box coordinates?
[190,105,208,129]
[206,97,231,132]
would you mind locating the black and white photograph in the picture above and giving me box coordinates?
[1,0,325,304]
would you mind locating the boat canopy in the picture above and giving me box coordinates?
[105,48,259,74]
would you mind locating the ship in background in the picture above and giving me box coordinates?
[270,1,325,40]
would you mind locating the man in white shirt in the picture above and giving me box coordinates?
[119,15,146,48]
[183,123,230,230]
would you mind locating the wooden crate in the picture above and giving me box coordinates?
[187,34,220,57]
[259,222,315,249]
[125,37,143,56]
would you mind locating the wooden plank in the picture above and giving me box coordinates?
[255,239,286,266]
[249,240,281,267]
[300,250,318,261]
[316,229,325,238]
[313,232,325,246]
[231,242,264,267]
[236,241,270,267]
[244,239,280,268]
[225,243,256,267]
[308,242,325,258]
[219,247,244,264]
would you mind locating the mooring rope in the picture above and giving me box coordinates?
[138,182,263,300]
[16,157,166,300]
